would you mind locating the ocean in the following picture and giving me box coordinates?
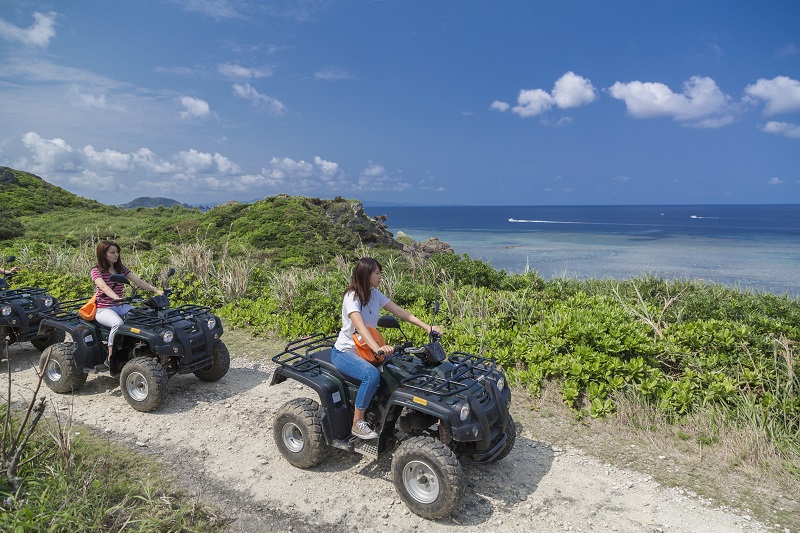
[369,204,800,298]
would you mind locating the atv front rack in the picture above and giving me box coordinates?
[401,351,499,399]
[124,304,213,328]
[272,333,336,373]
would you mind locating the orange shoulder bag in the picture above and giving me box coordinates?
[78,294,97,321]
[352,327,387,364]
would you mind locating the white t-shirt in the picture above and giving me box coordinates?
[334,288,390,353]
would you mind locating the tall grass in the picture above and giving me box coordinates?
[1,339,222,531]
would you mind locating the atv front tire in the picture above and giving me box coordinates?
[273,397,329,468]
[194,341,230,382]
[40,342,88,393]
[120,356,169,412]
[391,436,465,519]
[31,328,66,351]
[494,413,517,462]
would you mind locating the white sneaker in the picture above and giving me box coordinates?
[352,419,378,440]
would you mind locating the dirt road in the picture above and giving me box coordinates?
[6,331,772,533]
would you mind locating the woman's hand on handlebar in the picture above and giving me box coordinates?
[378,344,394,357]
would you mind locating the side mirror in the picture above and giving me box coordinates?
[377,315,401,329]
[4,255,16,264]
[109,273,130,285]
[167,267,176,277]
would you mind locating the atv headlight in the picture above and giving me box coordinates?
[459,401,471,422]
[1,305,11,317]
[206,317,216,330]
[161,330,174,343]
[43,296,54,307]
[495,375,505,392]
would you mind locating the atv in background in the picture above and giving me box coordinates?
[0,255,64,351]
[270,303,515,519]
[37,268,229,412]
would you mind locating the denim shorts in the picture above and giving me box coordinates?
[330,346,380,410]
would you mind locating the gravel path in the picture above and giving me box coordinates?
[6,332,771,533]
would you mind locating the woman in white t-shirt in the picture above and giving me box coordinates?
[332,257,441,440]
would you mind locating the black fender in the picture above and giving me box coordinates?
[38,317,104,368]
[384,388,460,434]
[271,365,353,443]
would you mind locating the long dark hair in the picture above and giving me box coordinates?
[95,240,124,273]
[344,257,381,306]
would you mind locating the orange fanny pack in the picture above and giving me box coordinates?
[352,327,387,364]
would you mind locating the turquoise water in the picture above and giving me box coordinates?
[370,205,800,298]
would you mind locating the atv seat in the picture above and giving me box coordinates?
[311,348,364,386]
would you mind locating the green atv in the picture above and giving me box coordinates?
[37,268,229,412]
[1,255,64,351]
[270,304,515,519]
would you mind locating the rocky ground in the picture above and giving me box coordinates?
[5,330,782,533]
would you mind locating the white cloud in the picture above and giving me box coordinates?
[179,96,211,119]
[760,121,800,138]
[232,83,287,115]
[14,131,422,201]
[552,72,597,109]
[495,72,596,118]
[218,63,273,79]
[72,170,123,192]
[357,163,411,192]
[513,89,554,117]
[608,76,731,126]
[314,67,355,80]
[489,100,510,112]
[744,76,800,116]
[83,145,132,171]
[18,132,79,174]
[131,148,176,173]
[68,85,126,111]
[0,11,57,47]
[175,148,240,175]
[767,177,785,185]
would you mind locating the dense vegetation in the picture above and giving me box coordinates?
[2,166,799,527]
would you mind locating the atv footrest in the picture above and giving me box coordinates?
[351,437,379,459]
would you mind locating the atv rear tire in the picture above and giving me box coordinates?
[273,397,329,468]
[120,356,169,412]
[40,342,88,393]
[31,328,66,351]
[391,436,464,519]
[193,341,230,382]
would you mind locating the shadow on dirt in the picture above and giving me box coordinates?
[287,429,555,528]
[3,341,268,414]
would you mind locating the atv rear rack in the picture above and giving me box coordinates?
[40,297,86,321]
[272,333,336,373]
[0,286,51,302]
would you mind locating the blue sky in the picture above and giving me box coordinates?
[1,0,799,206]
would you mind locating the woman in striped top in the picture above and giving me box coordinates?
[91,240,163,370]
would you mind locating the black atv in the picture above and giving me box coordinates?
[270,305,515,519]
[36,268,229,412]
[1,255,65,351]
